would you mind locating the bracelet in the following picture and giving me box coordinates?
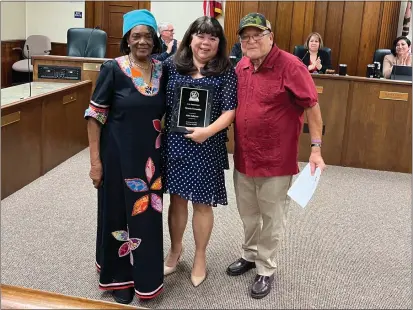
[311,143,322,148]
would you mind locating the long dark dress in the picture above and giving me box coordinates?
[84,55,165,299]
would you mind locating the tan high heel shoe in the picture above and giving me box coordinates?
[164,246,184,276]
[191,272,207,287]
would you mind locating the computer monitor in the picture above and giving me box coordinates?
[390,65,412,81]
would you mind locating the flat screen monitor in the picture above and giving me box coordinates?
[390,65,412,81]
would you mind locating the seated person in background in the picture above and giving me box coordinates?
[297,32,331,74]
[383,36,412,79]
[230,42,242,63]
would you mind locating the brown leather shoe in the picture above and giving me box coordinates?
[226,258,256,276]
[251,274,274,299]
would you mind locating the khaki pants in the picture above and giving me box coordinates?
[233,169,292,276]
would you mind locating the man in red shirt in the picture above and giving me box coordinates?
[226,13,326,299]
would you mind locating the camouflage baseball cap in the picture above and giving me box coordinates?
[237,13,271,34]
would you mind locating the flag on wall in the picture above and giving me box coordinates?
[203,0,223,18]
[402,0,412,36]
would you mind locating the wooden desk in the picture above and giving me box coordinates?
[1,284,141,309]
[1,81,92,199]
[300,75,412,173]
[32,55,109,92]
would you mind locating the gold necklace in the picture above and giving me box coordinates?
[128,54,151,70]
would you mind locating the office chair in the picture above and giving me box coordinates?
[373,49,392,75]
[11,35,52,84]
[67,28,107,58]
[293,45,332,60]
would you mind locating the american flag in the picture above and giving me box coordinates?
[203,0,223,18]
[402,0,412,36]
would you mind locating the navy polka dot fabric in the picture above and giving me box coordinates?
[161,58,237,207]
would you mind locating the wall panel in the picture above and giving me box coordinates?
[224,1,401,77]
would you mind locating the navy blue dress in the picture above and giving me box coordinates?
[162,58,237,206]
[84,56,165,300]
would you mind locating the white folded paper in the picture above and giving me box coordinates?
[287,163,321,208]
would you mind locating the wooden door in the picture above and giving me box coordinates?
[85,1,151,59]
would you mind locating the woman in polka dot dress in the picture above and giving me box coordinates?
[162,16,237,287]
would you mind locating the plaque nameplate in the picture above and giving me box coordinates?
[83,63,101,71]
[379,91,409,101]
[316,86,324,94]
[63,93,77,105]
[171,84,213,133]
[1,111,21,127]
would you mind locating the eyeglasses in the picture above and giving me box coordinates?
[239,31,270,42]
[163,29,174,34]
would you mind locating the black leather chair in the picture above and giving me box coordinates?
[293,45,332,59]
[67,28,107,58]
[373,49,392,74]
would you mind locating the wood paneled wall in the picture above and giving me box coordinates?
[51,42,67,56]
[224,1,401,76]
[1,40,24,88]
[1,41,67,88]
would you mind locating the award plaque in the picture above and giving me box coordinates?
[170,84,214,133]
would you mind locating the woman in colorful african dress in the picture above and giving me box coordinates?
[84,9,165,304]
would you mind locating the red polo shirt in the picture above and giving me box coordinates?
[234,45,318,177]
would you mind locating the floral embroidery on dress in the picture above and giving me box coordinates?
[115,55,162,96]
[112,230,141,266]
[153,119,162,149]
[124,157,163,216]
[84,104,108,125]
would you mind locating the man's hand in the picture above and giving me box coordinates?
[166,40,174,54]
[309,148,326,175]
[184,127,212,143]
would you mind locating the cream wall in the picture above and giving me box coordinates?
[1,2,27,40]
[151,1,225,41]
[1,1,224,43]
[26,1,85,43]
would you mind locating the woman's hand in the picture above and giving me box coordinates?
[315,57,322,70]
[90,161,103,188]
[308,63,316,71]
[184,127,212,143]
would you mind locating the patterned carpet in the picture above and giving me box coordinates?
[1,148,411,309]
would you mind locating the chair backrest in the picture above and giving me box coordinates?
[293,45,331,59]
[373,49,392,72]
[23,35,51,58]
[67,28,107,58]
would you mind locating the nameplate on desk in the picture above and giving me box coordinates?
[379,91,409,101]
[1,111,21,128]
[83,63,101,72]
[316,86,324,94]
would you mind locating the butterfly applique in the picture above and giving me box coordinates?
[153,119,162,149]
[112,230,141,266]
[125,157,163,216]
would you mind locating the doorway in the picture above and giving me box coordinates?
[85,1,151,58]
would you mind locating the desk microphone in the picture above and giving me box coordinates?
[83,26,99,57]
[300,50,309,61]
[27,44,32,97]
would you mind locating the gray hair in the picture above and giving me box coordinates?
[158,22,172,34]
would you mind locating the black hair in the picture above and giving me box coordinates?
[120,26,162,55]
[391,36,411,56]
[173,16,231,76]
